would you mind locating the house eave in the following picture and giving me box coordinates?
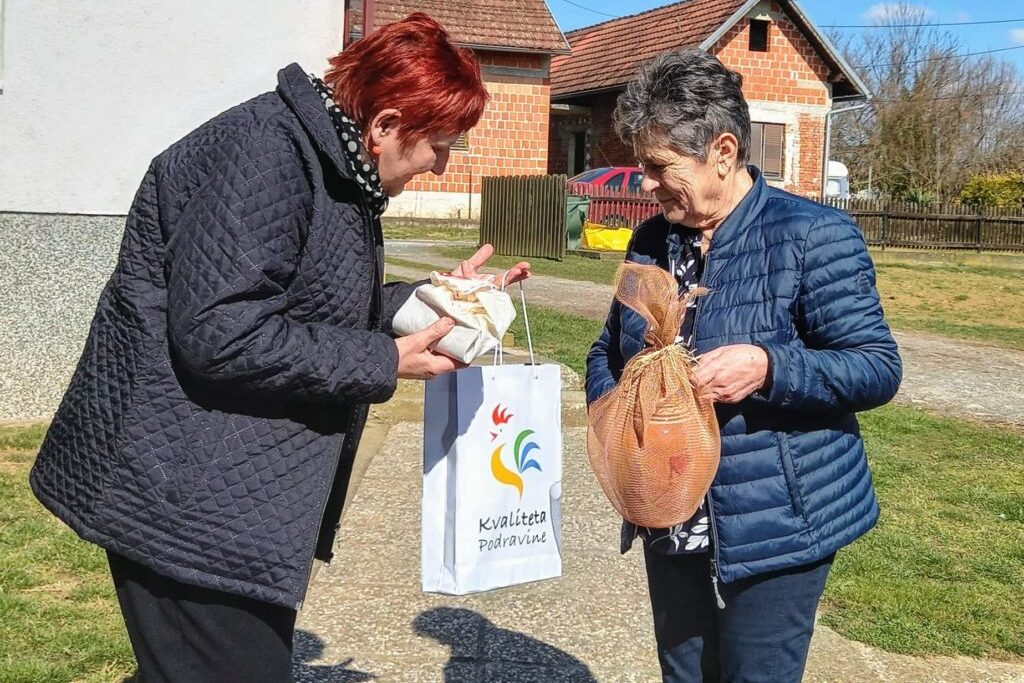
[551,84,626,101]
[697,0,762,52]
[457,42,572,56]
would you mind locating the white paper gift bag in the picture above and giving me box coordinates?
[421,289,562,594]
[392,272,517,364]
[421,363,563,594]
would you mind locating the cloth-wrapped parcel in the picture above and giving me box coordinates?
[392,272,516,363]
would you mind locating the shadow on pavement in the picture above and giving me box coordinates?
[293,629,376,682]
[414,606,597,682]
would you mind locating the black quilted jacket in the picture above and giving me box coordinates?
[30,64,419,608]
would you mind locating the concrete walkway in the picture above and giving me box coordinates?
[294,384,1024,682]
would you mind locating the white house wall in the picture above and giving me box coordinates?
[0,0,344,214]
[385,191,483,220]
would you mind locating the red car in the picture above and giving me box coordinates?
[569,166,645,193]
[568,166,659,228]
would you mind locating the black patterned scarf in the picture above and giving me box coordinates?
[308,74,389,219]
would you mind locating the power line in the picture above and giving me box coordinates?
[552,4,1024,36]
[556,5,1024,28]
[871,89,1024,103]
[824,17,1024,29]
[856,44,1024,70]
[554,0,618,19]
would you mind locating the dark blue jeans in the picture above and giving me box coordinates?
[643,545,833,683]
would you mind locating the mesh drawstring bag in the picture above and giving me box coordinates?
[586,263,721,528]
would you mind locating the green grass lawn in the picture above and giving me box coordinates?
[422,246,1024,351]
[0,425,134,683]
[3,299,1023,673]
[433,246,623,284]
[380,222,477,243]
[506,304,604,377]
[874,261,1024,351]
[382,256,444,278]
[823,405,1024,660]
[385,248,622,285]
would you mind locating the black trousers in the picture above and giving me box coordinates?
[644,545,833,683]
[108,552,297,683]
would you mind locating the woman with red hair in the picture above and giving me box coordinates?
[30,13,527,682]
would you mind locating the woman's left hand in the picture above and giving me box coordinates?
[694,344,769,404]
[451,244,531,286]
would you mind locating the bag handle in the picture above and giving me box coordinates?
[493,272,537,370]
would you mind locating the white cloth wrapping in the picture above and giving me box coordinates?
[391,272,517,363]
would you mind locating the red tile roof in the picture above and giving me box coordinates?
[551,0,747,98]
[374,0,570,54]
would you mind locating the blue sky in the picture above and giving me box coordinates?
[547,0,1024,70]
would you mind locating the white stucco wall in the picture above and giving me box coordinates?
[385,191,482,220]
[0,0,345,214]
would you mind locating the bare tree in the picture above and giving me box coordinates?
[831,4,1024,201]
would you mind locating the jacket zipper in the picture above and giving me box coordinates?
[691,240,726,610]
[297,191,379,610]
[706,489,726,609]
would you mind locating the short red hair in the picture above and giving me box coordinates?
[324,13,489,146]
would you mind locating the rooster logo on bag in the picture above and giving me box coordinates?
[488,404,542,497]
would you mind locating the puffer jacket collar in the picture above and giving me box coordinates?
[702,166,770,258]
[277,63,353,182]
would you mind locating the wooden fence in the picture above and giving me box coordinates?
[825,199,1024,252]
[481,176,1024,257]
[567,183,660,228]
[480,175,567,260]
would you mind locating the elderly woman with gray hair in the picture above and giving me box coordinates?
[586,49,902,682]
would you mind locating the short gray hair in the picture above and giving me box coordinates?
[615,49,751,165]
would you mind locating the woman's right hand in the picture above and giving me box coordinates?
[395,317,465,380]
[694,344,769,403]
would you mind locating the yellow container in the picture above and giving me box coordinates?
[582,222,633,252]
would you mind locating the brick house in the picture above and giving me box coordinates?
[548,0,868,198]
[358,1,570,218]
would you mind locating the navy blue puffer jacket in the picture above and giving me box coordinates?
[586,168,902,584]
[30,64,420,608]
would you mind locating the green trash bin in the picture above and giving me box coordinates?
[565,194,590,251]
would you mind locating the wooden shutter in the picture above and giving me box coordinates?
[761,123,784,179]
[749,123,764,170]
[452,131,469,151]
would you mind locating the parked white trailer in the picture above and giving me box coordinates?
[825,160,850,199]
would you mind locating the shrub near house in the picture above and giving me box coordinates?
[959,173,1024,209]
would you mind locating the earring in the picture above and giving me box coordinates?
[371,145,382,155]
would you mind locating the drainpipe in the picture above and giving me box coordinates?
[822,99,870,200]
